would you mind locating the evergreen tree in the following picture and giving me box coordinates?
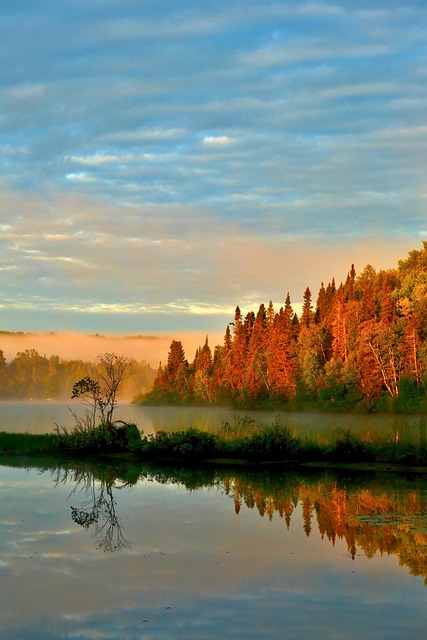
[193,336,213,403]
[301,287,313,327]
[245,304,269,397]
[231,306,247,392]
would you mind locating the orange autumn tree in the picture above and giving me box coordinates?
[142,242,427,411]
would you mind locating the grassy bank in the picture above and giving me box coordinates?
[1,417,427,469]
[0,432,59,456]
[137,422,427,468]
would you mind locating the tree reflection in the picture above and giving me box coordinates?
[69,480,131,552]
[48,460,427,580]
[53,465,133,552]
[223,471,427,584]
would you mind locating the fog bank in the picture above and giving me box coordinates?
[0,331,224,367]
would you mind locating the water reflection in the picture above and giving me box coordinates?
[222,471,427,584]
[53,466,132,552]
[1,459,427,639]
[37,460,427,585]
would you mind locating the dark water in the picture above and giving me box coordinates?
[0,459,426,639]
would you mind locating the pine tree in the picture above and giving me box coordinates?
[266,300,275,326]
[231,306,247,391]
[343,264,356,300]
[192,336,214,403]
[267,307,297,398]
[301,287,313,327]
[245,304,269,397]
[164,340,190,402]
[331,287,348,361]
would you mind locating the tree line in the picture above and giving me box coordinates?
[143,242,427,412]
[0,348,155,400]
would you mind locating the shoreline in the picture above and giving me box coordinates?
[1,429,427,474]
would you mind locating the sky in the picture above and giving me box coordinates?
[1,0,427,355]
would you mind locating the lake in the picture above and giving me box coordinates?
[1,401,426,445]
[0,459,426,639]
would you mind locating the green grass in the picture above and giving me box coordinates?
[0,431,58,455]
[134,420,427,467]
[1,417,427,468]
[0,422,142,458]
[54,421,142,453]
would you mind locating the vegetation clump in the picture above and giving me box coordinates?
[130,417,427,468]
[54,421,141,454]
[1,417,427,468]
[141,428,218,459]
[329,427,376,463]
[0,432,58,456]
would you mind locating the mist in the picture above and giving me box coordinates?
[0,330,225,367]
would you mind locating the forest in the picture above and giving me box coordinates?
[0,349,155,400]
[141,242,427,412]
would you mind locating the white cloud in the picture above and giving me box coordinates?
[65,173,94,183]
[66,153,155,166]
[24,255,87,265]
[202,136,237,146]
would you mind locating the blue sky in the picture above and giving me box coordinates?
[1,0,426,336]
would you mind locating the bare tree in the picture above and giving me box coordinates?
[71,353,133,434]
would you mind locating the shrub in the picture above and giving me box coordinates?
[142,428,218,459]
[54,421,143,453]
[328,428,375,462]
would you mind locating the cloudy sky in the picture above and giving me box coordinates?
[1,0,426,338]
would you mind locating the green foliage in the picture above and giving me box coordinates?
[54,421,143,453]
[3,415,427,466]
[219,415,260,440]
[55,422,116,451]
[318,378,362,410]
[72,376,100,400]
[118,422,144,453]
[0,431,58,455]
[221,424,300,460]
[393,377,422,413]
[215,416,300,460]
[329,428,375,462]
[142,428,217,459]
[134,418,427,465]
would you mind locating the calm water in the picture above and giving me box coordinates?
[0,460,426,639]
[0,401,426,444]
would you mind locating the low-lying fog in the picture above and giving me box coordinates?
[0,331,224,366]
